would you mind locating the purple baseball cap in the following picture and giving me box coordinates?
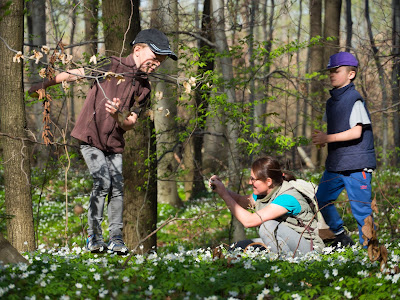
[130,29,178,61]
[327,52,358,69]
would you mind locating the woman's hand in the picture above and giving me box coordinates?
[209,175,226,195]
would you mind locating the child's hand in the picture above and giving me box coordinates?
[28,82,47,98]
[105,98,121,116]
[312,130,327,147]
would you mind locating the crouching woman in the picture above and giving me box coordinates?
[209,156,324,256]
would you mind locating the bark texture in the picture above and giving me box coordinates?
[0,0,35,252]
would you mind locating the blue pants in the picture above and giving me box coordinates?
[316,170,373,245]
[80,144,124,239]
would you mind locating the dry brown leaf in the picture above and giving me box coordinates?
[371,195,379,213]
[362,215,375,242]
[36,89,46,100]
[212,246,224,259]
[367,239,380,262]
[380,245,388,265]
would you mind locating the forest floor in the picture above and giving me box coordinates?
[1,167,400,299]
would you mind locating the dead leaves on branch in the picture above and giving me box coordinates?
[37,89,53,145]
[361,215,398,274]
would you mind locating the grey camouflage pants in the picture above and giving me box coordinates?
[80,144,124,239]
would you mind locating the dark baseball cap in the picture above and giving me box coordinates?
[130,29,178,61]
[327,52,358,69]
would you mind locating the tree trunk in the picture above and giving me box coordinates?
[365,0,389,166]
[102,0,136,56]
[345,0,353,52]
[189,0,214,199]
[320,0,341,166]
[392,0,400,165]
[84,0,99,55]
[123,118,158,252]
[211,0,246,242]
[309,0,324,168]
[254,0,274,133]
[0,0,35,252]
[26,0,47,167]
[294,0,303,167]
[151,0,182,207]
[323,0,342,62]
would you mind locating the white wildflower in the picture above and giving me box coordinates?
[292,293,302,300]
[49,264,57,271]
[75,283,83,289]
[210,277,215,282]
[344,290,352,299]
[93,273,101,281]
[122,276,129,283]
[135,255,144,264]
[392,273,400,284]
[228,291,239,297]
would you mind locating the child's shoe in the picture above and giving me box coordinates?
[86,234,107,253]
[331,232,355,248]
[108,235,129,255]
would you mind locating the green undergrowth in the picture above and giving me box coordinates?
[1,243,400,299]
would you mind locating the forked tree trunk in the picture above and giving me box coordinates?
[0,0,35,252]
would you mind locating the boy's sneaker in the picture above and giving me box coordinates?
[86,235,107,253]
[108,235,129,255]
[331,232,355,248]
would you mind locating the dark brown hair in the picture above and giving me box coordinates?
[251,156,296,187]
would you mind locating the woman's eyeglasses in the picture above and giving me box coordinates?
[249,176,259,184]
